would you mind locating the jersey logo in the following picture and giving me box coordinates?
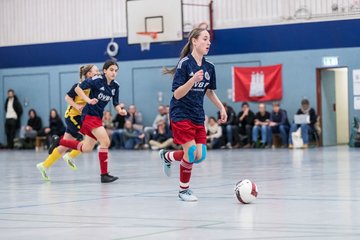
[205,71,210,80]
[100,87,105,91]
[111,89,116,95]
[98,93,112,101]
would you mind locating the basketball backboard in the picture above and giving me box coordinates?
[126,0,183,44]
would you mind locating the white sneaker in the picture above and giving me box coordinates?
[63,153,77,170]
[178,189,198,202]
[226,143,232,149]
[36,163,50,181]
[159,149,171,177]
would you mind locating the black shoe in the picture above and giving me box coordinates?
[48,135,60,154]
[101,173,119,183]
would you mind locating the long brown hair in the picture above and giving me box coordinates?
[162,28,208,75]
[79,64,95,81]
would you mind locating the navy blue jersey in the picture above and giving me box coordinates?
[79,75,119,119]
[170,54,216,124]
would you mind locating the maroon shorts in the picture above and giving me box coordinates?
[80,115,103,140]
[171,119,206,145]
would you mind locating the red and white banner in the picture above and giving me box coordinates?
[232,64,283,102]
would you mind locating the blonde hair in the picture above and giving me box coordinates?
[162,28,209,75]
[79,64,95,81]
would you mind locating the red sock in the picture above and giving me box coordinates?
[179,159,193,190]
[60,138,83,151]
[98,148,108,175]
[165,150,183,162]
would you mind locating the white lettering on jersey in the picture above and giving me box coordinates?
[98,93,112,101]
[194,82,210,88]
[111,89,116,95]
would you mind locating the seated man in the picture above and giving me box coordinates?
[237,102,255,148]
[252,103,271,148]
[289,99,317,149]
[269,101,289,148]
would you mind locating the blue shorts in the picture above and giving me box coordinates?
[65,115,82,139]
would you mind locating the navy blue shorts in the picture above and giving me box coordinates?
[65,115,82,139]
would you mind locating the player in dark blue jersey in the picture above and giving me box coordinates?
[37,64,99,181]
[160,28,227,201]
[49,60,127,183]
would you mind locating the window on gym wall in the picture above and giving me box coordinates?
[213,0,360,28]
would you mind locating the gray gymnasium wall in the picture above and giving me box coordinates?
[1,46,360,144]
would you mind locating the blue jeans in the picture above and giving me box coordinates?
[252,125,271,144]
[289,124,310,144]
[271,125,289,145]
[112,129,124,149]
[226,125,239,145]
[124,137,142,149]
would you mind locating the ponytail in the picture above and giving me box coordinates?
[79,64,95,82]
[79,66,85,81]
[162,28,208,75]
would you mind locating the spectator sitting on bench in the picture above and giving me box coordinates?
[269,101,289,148]
[252,103,271,148]
[289,99,317,149]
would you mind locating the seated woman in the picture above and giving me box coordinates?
[123,120,144,150]
[43,109,65,148]
[20,109,43,139]
[206,116,223,149]
[149,119,176,150]
[289,99,317,149]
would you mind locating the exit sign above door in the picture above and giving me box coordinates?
[322,56,339,67]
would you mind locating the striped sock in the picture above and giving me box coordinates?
[165,150,183,162]
[179,159,193,190]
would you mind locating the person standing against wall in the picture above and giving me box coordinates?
[4,89,23,149]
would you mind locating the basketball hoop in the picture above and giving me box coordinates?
[136,32,158,51]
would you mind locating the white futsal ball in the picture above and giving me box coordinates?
[234,179,258,204]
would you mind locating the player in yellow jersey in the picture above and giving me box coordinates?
[36,64,100,181]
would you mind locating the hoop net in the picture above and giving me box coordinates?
[136,32,158,51]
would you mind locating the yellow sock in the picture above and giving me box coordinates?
[43,148,62,169]
[68,150,81,159]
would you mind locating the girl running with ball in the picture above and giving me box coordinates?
[161,28,227,201]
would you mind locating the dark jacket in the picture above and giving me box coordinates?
[238,110,255,127]
[27,116,42,132]
[218,106,237,125]
[152,126,172,143]
[270,109,289,126]
[4,95,23,129]
[48,117,65,136]
[113,114,126,129]
[254,111,271,123]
